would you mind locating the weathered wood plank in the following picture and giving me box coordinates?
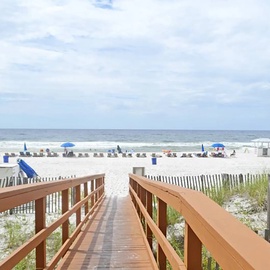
[57,196,156,269]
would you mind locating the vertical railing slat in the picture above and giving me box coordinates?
[184,222,202,270]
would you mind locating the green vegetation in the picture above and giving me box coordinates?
[166,174,268,270]
[0,214,76,270]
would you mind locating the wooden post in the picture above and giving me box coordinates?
[146,190,153,249]
[35,197,46,270]
[157,198,167,270]
[141,187,146,223]
[239,174,243,184]
[62,189,69,245]
[75,185,81,226]
[91,180,94,206]
[84,182,88,215]
[200,175,205,193]
[184,222,202,270]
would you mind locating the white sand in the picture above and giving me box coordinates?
[1,148,270,238]
[2,148,270,197]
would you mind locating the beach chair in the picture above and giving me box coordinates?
[142,153,147,157]
[53,152,59,157]
[26,152,32,157]
[136,153,141,157]
[78,153,83,158]
[151,153,156,157]
[122,153,127,158]
[172,153,177,157]
[99,153,104,157]
[84,153,89,157]
[107,153,112,158]
[67,151,76,157]
[114,153,118,157]
[19,152,25,157]
[93,153,98,157]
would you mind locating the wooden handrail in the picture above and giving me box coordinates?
[129,173,270,270]
[0,174,105,269]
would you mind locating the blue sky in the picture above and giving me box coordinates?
[1,0,270,130]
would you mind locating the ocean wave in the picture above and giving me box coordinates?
[0,140,256,153]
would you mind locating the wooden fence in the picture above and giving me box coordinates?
[146,173,266,196]
[1,173,266,215]
[130,173,270,270]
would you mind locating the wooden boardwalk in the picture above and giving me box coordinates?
[56,196,156,270]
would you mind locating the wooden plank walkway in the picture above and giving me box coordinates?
[56,196,156,269]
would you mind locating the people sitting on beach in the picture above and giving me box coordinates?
[117,145,122,154]
[230,150,236,157]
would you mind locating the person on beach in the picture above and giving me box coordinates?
[117,145,122,153]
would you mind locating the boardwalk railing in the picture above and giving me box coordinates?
[0,176,77,214]
[0,174,105,270]
[129,173,270,270]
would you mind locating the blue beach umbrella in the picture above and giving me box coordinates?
[24,142,27,152]
[61,142,75,148]
[201,144,204,152]
[17,159,38,178]
[211,143,225,148]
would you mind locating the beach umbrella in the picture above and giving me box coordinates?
[211,143,225,148]
[201,144,204,152]
[24,142,27,152]
[61,142,75,148]
[17,158,38,178]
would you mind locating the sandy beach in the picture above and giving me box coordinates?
[1,148,270,197]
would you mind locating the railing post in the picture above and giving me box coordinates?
[84,182,88,215]
[146,190,153,249]
[75,185,81,226]
[184,222,202,269]
[35,197,46,270]
[138,184,142,217]
[102,176,105,195]
[62,189,69,244]
[91,180,95,206]
[157,198,167,270]
[140,187,146,223]
[98,177,102,198]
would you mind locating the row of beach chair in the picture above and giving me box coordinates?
[93,152,148,158]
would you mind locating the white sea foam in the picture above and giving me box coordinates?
[0,140,255,153]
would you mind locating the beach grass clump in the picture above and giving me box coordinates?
[239,174,268,210]
[1,215,35,269]
[0,213,77,269]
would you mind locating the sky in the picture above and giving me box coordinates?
[1,0,270,130]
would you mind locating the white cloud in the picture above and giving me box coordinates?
[0,0,270,129]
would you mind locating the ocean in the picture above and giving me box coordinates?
[0,129,269,153]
